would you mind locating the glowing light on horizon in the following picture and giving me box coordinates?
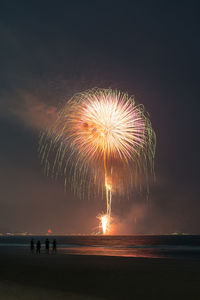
[99,214,111,235]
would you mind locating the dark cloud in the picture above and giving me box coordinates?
[9,91,58,130]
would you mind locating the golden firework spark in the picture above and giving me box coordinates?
[98,214,111,235]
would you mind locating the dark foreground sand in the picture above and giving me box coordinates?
[0,249,200,300]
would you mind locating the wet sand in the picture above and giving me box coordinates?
[0,249,200,299]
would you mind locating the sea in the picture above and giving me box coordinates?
[1,235,200,259]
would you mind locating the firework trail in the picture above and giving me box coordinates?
[39,88,156,234]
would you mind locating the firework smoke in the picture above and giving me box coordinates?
[39,88,156,234]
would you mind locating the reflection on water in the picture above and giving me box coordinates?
[60,245,165,258]
[1,235,200,259]
[58,235,200,259]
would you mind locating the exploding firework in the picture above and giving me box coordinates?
[39,88,156,234]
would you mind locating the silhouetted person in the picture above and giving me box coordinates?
[52,239,57,253]
[36,240,41,254]
[30,239,34,253]
[45,238,50,254]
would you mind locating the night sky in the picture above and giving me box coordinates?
[0,1,199,234]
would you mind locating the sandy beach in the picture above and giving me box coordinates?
[0,248,200,300]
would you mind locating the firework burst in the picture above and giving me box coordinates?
[39,88,156,234]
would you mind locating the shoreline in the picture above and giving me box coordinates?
[0,251,200,299]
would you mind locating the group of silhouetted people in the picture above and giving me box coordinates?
[30,238,57,254]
